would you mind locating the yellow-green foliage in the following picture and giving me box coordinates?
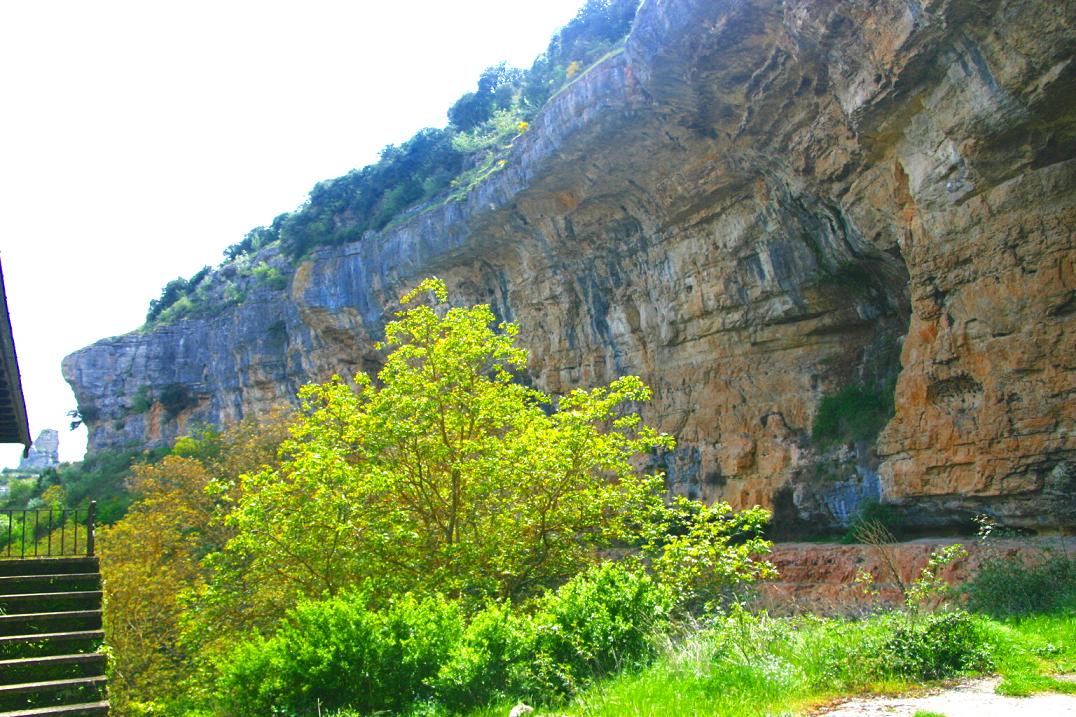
[450,107,528,154]
[248,261,288,290]
[97,415,292,714]
[221,278,676,605]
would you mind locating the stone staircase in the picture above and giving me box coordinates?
[0,557,108,716]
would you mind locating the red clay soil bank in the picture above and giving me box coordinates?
[761,538,1073,611]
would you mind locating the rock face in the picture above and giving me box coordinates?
[63,0,1076,532]
[18,429,59,473]
[762,538,1074,610]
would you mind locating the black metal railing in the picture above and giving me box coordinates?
[0,501,96,559]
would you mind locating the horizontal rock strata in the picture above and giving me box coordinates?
[762,538,1074,610]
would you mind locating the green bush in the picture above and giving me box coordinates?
[432,602,531,710]
[217,593,464,717]
[146,277,191,324]
[703,610,993,693]
[129,385,152,415]
[250,262,288,291]
[213,563,674,715]
[642,498,774,613]
[523,562,672,699]
[842,500,903,543]
[145,267,215,325]
[26,447,167,523]
[964,550,1076,616]
[159,295,196,324]
[882,611,993,679]
[522,0,640,112]
[451,107,527,153]
[0,477,35,510]
[280,128,463,256]
[71,403,100,428]
[159,383,193,420]
[794,616,889,691]
[447,64,520,132]
[812,382,894,447]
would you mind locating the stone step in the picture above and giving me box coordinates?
[0,632,103,660]
[0,631,104,647]
[0,561,97,578]
[0,675,106,713]
[0,701,109,717]
[0,676,106,697]
[0,654,106,687]
[0,576,100,595]
[0,593,102,615]
[0,611,102,638]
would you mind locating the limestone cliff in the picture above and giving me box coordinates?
[18,429,60,473]
[64,0,1076,532]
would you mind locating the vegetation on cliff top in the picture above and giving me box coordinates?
[144,0,640,328]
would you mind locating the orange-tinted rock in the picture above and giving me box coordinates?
[760,539,1073,611]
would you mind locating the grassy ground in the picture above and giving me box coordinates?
[457,612,1074,717]
[988,614,1076,696]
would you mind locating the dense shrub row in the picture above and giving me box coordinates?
[211,593,1001,717]
[214,563,671,716]
[203,545,1055,717]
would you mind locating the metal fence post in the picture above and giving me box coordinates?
[87,500,96,557]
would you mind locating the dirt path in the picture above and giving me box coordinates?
[813,677,1075,716]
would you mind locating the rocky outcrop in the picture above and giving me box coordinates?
[18,429,59,473]
[63,0,1076,532]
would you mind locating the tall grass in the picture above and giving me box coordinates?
[984,614,1076,697]
[447,609,1073,717]
[545,611,988,717]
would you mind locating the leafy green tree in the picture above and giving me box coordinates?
[448,63,521,131]
[639,497,775,612]
[146,277,190,323]
[97,415,292,713]
[221,278,673,604]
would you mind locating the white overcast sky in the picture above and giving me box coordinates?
[0,0,588,466]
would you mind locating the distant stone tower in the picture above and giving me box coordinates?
[18,428,60,472]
